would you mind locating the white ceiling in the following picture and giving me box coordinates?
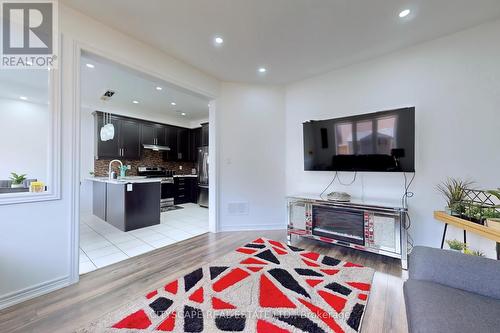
[81,52,209,121]
[63,0,500,84]
[0,70,49,105]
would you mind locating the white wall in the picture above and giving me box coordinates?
[0,3,219,309]
[286,19,500,258]
[0,99,49,182]
[217,83,286,231]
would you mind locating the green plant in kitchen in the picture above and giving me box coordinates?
[446,239,465,251]
[9,172,27,188]
[436,178,474,215]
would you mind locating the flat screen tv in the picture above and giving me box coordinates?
[303,107,415,172]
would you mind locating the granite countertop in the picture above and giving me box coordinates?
[173,174,198,178]
[86,177,163,184]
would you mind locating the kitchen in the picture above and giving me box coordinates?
[79,52,210,274]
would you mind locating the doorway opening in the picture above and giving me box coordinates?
[78,51,213,274]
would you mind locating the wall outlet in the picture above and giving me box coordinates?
[179,165,183,170]
[126,165,131,170]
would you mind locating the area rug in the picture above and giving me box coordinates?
[161,205,184,213]
[78,238,374,333]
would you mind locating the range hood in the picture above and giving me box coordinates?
[143,144,171,151]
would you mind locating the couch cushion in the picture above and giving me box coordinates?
[404,280,500,333]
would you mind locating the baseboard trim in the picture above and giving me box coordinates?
[219,223,286,232]
[0,275,71,311]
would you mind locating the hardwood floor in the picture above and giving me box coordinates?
[0,231,408,333]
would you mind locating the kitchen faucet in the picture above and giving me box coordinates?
[108,160,123,180]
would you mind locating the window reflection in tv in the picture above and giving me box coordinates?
[303,107,415,172]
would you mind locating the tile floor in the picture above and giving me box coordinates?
[79,203,209,274]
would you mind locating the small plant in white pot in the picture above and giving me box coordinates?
[9,172,27,188]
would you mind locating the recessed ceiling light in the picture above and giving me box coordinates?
[19,96,28,101]
[156,86,163,91]
[214,36,224,45]
[86,63,95,69]
[171,102,176,106]
[181,112,187,116]
[258,67,267,73]
[132,100,139,104]
[399,9,411,18]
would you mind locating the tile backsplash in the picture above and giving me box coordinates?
[93,150,196,177]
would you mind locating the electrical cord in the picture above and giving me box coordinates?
[401,172,416,208]
[319,171,358,200]
[338,171,357,186]
[401,172,416,253]
[319,172,338,200]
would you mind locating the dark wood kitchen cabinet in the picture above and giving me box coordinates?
[189,127,202,162]
[163,125,178,161]
[164,126,190,162]
[94,113,140,160]
[120,119,141,159]
[177,128,189,161]
[95,181,160,232]
[141,123,167,147]
[94,111,201,162]
[95,114,121,159]
[174,176,197,204]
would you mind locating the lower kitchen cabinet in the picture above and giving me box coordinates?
[92,181,161,231]
[174,177,197,205]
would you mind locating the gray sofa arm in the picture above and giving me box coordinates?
[409,246,500,299]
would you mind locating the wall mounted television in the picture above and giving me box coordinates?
[303,107,415,172]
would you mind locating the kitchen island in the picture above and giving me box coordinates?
[88,177,161,232]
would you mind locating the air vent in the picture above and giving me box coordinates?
[227,202,249,216]
[100,90,116,101]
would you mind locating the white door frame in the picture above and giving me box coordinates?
[68,39,219,283]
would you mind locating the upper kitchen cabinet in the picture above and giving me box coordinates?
[188,127,202,162]
[94,112,141,160]
[164,126,189,161]
[163,125,178,161]
[120,119,141,159]
[141,123,167,147]
[95,113,121,159]
[177,128,189,161]
[201,122,209,146]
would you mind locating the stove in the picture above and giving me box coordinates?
[137,167,175,208]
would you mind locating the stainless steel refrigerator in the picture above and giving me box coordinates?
[197,146,209,208]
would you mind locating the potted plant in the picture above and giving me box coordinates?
[446,239,465,252]
[463,203,485,224]
[466,249,485,257]
[436,178,473,216]
[485,189,500,231]
[9,172,27,188]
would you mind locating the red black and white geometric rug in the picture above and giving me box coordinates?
[78,238,374,333]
